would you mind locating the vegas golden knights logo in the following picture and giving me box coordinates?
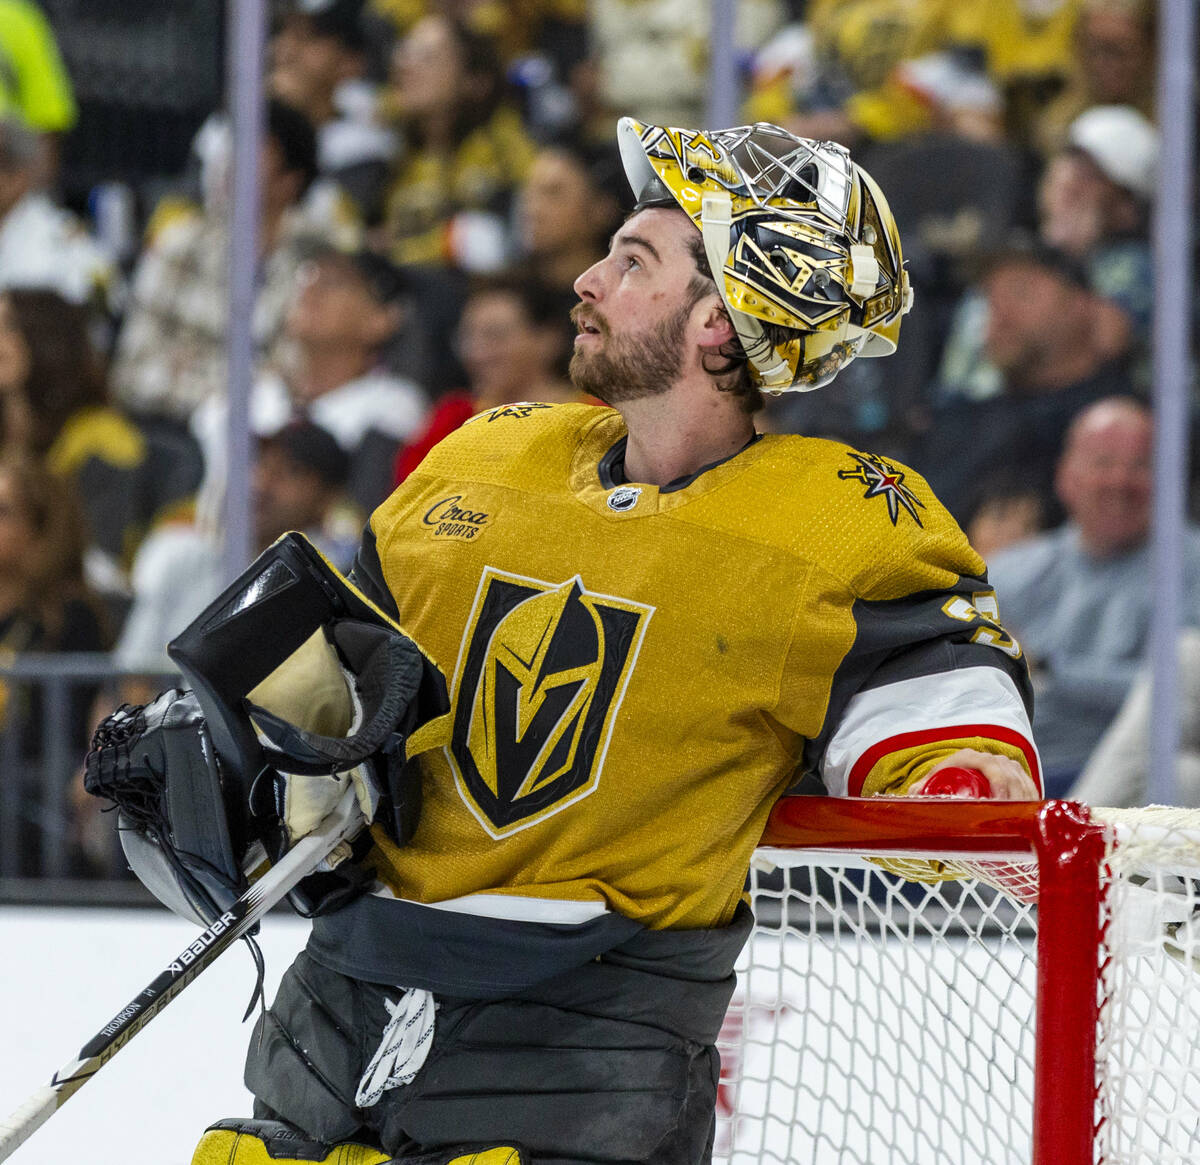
[447,567,652,837]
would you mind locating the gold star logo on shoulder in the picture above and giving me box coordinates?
[838,452,925,527]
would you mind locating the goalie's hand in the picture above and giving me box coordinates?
[906,748,1040,800]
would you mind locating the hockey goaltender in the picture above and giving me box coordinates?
[84,116,1040,1165]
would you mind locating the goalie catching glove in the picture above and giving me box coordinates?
[85,533,450,925]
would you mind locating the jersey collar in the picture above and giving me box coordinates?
[570,410,768,517]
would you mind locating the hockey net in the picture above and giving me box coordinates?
[714,796,1200,1165]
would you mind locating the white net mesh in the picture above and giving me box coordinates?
[716,805,1200,1165]
[715,857,1038,1165]
[1094,807,1200,1164]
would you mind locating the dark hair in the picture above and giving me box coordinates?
[977,233,1093,293]
[467,271,567,329]
[2,289,107,454]
[465,271,574,375]
[538,136,636,222]
[683,229,770,416]
[303,242,409,306]
[961,465,1058,536]
[267,98,319,195]
[0,456,98,637]
[402,16,510,147]
[259,419,349,488]
[276,0,367,53]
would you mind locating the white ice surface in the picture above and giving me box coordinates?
[0,905,310,1165]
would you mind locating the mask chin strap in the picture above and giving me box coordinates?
[700,192,795,392]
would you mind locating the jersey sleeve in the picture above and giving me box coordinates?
[784,466,1039,798]
[817,574,1040,796]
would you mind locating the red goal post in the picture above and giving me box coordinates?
[716,796,1200,1165]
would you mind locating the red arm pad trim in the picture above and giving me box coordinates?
[846,723,1042,797]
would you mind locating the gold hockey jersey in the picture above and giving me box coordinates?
[352,403,1037,932]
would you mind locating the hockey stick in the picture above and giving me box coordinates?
[0,788,363,1163]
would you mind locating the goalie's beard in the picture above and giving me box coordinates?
[569,301,689,405]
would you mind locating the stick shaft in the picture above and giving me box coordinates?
[0,791,361,1162]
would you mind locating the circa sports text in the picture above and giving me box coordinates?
[423,495,491,541]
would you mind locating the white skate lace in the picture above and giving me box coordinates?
[355,986,436,1108]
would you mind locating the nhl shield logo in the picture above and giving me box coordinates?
[607,486,642,512]
[447,567,653,837]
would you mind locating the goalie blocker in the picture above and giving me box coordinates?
[85,532,450,924]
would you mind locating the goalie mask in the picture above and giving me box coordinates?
[616,118,913,393]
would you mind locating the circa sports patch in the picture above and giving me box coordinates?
[444,566,653,838]
[422,493,491,541]
[837,451,925,527]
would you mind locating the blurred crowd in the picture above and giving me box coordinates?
[0,0,1194,876]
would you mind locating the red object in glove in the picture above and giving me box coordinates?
[921,766,992,798]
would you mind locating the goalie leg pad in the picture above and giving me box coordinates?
[192,1118,390,1163]
[192,1120,525,1165]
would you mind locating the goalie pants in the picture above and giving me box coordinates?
[243,905,752,1165]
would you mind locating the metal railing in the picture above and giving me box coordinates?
[0,653,176,902]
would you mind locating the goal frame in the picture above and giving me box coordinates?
[757,795,1110,1165]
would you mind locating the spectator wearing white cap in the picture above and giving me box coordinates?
[1039,104,1157,339]
[932,104,1156,408]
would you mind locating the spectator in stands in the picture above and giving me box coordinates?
[113,419,357,678]
[0,116,115,312]
[0,456,109,661]
[394,273,583,484]
[512,138,628,322]
[0,0,76,186]
[269,0,397,226]
[110,99,331,425]
[378,13,535,273]
[191,245,428,517]
[178,0,388,247]
[747,0,1080,150]
[934,104,1157,409]
[914,239,1133,519]
[1071,629,1200,808]
[0,456,110,873]
[988,398,1200,797]
[1039,104,1157,341]
[1035,0,1156,158]
[368,0,591,144]
[0,287,201,592]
